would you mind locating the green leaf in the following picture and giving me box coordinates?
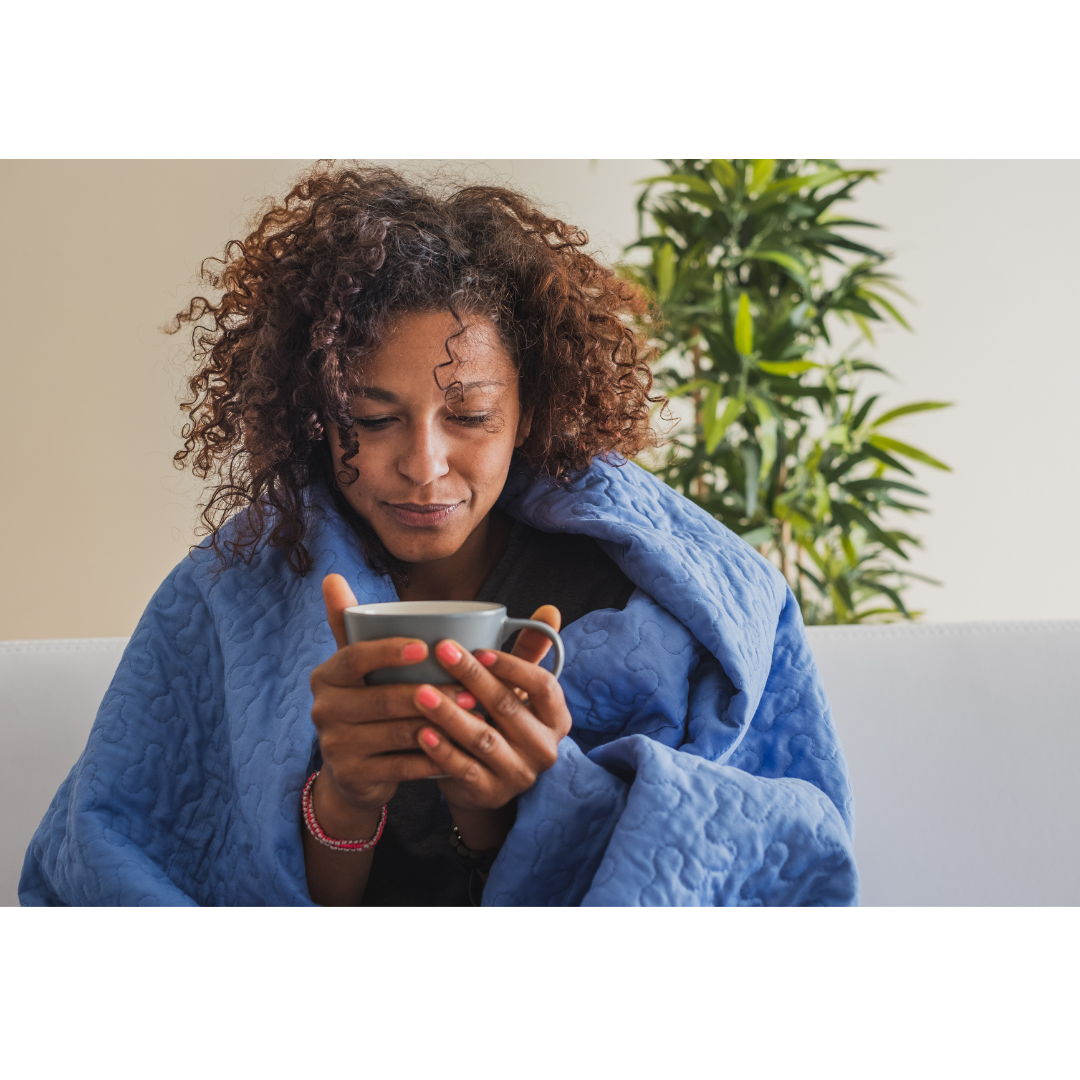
[840,533,857,566]
[872,401,953,427]
[706,396,742,454]
[748,159,777,194]
[750,394,775,420]
[843,478,928,497]
[863,443,915,476]
[710,160,738,190]
[740,525,773,547]
[666,378,714,398]
[795,562,826,592]
[851,314,875,344]
[831,577,855,616]
[848,393,880,431]
[774,501,812,529]
[837,502,908,558]
[639,173,716,196]
[859,288,912,331]
[742,444,760,517]
[751,396,778,480]
[699,382,722,451]
[861,581,912,619]
[752,249,810,281]
[758,359,818,376]
[868,434,952,471]
[766,167,849,198]
[735,293,753,355]
[655,242,676,301]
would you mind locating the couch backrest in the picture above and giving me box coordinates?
[2,622,1078,906]
[1,638,128,907]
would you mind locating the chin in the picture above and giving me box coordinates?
[381,527,468,565]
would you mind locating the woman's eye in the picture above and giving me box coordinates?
[453,414,490,427]
[355,417,396,430]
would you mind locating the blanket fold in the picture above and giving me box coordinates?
[20,459,857,907]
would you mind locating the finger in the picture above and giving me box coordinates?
[322,574,359,651]
[317,637,431,688]
[312,683,470,727]
[350,750,448,783]
[430,640,561,744]
[414,684,530,783]
[415,725,502,795]
[327,717,436,756]
[510,604,562,665]
[470,649,569,734]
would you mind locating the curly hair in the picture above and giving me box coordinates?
[170,162,660,576]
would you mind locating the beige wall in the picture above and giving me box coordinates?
[2,159,1078,639]
[2,161,304,639]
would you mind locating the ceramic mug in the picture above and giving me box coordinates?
[344,600,565,686]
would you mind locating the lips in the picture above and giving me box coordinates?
[383,502,463,528]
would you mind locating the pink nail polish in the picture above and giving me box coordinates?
[416,686,441,709]
[435,641,462,665]
[476,650,497,667]
[402,642,426,661]
[456,692,477,710]
[420,729,439,748]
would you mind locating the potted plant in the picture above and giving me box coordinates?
[624,159,950,623]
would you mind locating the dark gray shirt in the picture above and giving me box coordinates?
[359,520,636,906]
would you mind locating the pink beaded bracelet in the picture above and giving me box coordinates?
[302,771,387,852]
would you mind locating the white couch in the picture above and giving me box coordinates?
[2,622,1077,907]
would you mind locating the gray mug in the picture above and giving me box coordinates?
[344,600,564,686]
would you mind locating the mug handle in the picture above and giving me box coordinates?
[500,619,565,681]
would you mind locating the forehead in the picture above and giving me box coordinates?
[359,311,516,396]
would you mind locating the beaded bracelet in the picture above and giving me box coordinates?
[302,771,387,852]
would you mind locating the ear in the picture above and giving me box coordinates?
[514,405,534,448]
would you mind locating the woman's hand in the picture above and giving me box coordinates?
[309,574,465,836]
[411,607,572,818]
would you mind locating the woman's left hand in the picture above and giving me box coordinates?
[412,615,572,816]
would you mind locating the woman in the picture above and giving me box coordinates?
[20,164,857,906]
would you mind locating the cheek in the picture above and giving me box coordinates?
[457,429,518,485]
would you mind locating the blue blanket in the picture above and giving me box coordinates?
[20,460,857,906]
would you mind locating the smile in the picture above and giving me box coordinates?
[383,502,463,528]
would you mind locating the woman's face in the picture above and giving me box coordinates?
[328,310,529,565]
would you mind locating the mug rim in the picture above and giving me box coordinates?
[345,601,506,616]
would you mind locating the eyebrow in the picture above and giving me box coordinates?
[360,380,506,403]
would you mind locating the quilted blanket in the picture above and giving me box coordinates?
[20,459,857,906]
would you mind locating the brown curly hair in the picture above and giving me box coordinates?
[170,162,660,576]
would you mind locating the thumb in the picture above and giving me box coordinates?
[510,604,562,665]
[322,573,358,651]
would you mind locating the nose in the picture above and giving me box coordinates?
[396,416,450,488]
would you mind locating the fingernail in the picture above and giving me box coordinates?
[476,650,497,667]
[456,692,477,710]
[420,729,439,748]
[402,642,426,661]
[416,686,441,709]
[435,641,462,665]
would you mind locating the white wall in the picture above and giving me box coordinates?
[842,161,1080,622]
[1,160,1075,638]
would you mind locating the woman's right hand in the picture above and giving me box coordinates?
[308,574,471,836]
